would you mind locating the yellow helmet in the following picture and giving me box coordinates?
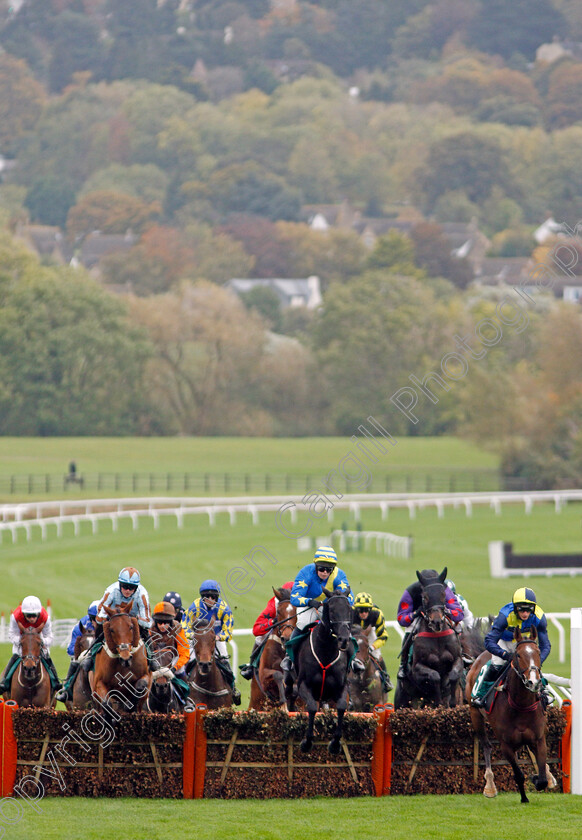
[354,592,373,610]
[512,587,537,613]
[313,546,338,566]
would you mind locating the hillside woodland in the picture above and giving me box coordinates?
[1,0,582,486]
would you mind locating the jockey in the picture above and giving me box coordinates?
[56,600,99,703]
[183,580,241,705]
[281,546,354,672]
[445,578,475,630]
[82,567,152,671]
[352,592,393,693]
[0,596,61,693]
[471,587,551,708]
[396,570,464,679]
[239,580,294,680]
[162,591,185,623]
[149,601,193,710]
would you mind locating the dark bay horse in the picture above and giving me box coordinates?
[286,588,352,754]
[249,587,297,710]
[187,620,233,709]
[347,624,387,712]
[1,628,53,708]
[466,626,557,802]
[67,623,95,711]
[146,628,181,714]
[394,568,463,709]
[91,602,151,715]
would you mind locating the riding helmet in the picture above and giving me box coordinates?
[118,567,140,586]
[87,600,100,618]
[313,546,338,566]
[200,579,221,597]
[153,602,177,623]
[354,592,374,610]
[21,595,42,615]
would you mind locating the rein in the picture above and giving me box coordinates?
[309,627,342,703]
[416,629,454,638]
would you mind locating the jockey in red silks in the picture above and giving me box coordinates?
[0,596,61,692]
[239,581,294,680]
[396,570,464,680]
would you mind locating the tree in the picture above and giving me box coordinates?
[0,235,151,435]
[25,176,76,227]
[128,282,271,434]
[546,62,582,128]
[365,230,423,277]
[0,54,46,157]
[240,286,283,332]
[66,190,161,237]
[467,0,567,61]
[410,222,473,289]
[48,11,106,93]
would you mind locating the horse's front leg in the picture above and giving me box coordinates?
[272,671,287,706]
[297,682,318,753]
[500,741,528,803]
[532,736,549,791]
[414,662,441,705]
[329,683,348,755]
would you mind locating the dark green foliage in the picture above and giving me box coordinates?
[467,0,567,61]
[240,286,283,332]
[48,12,106,93]
[25,175,77,227]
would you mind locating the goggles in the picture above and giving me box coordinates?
[120,583,138,592]
[23,612,39,620]
[315,565,334,574]
[516,604,533,613]
[201,591,219,601]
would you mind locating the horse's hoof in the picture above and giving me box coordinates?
[300,738,312,753]
[483,788,497,798]
[328,739,341,755]
[521,796,530,804]
[534,776,548,792]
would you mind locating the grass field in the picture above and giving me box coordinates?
[6,793,582,839]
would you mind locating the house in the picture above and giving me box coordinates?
[474,257,533,286]
[227,276,322,309]
[439,220,491,273]
[70,230,136,274]
[15,224,68,264]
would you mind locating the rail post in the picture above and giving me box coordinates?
[0,700,19,796]
[382,702,394,795]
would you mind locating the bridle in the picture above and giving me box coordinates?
[420,581,450,633]
[321,595,352,643]
[103,612,142,659]
[511,638,542,694]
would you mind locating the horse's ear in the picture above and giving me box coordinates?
[122,599,133,613]
[439,567,447,583]
[104,605,114,617]
[416,570,423,583]
[272,586,280,598]
[530,625,537,641]
[515,627,522,642]
[322,587,333,598]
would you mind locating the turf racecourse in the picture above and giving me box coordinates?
[7,794,582,840]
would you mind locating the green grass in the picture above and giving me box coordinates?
[0,436,499,475]
[6,793,582,839]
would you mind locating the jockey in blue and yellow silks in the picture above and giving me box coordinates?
[471,586,551,707]
[183,579,241,704]
[282,546,354,672]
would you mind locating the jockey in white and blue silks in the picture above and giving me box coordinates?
[96,566,152,634]
[56,600,100,702]
[290,546,354,630]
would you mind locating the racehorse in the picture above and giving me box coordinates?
[394,568,463,709]
[187,619,233,709]
[347,624,387,712]
[91,602,151,715]
[249,587,297,710]
[1,627,54,708]
[67,622,95,711]
[466,626,557,803]
[146,627,181,714]
[286,588,352,754]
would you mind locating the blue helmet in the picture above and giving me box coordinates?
[118,567,140,586]
[200,579,221,597]
[87,600,99,618]
[163,591,182,611]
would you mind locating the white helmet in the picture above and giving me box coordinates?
[21,595,42,615]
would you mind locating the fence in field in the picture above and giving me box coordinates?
[0,702,571,802]
[0,469,504,497]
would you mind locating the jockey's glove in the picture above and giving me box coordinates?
[501,651,512,661]
[307,599,322,609]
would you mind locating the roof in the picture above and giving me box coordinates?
[227,277,322,309]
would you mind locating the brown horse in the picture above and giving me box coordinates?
[187,620,233,709]
[347,625,387,712]
[91,602,151,715]
[466,626,557,802]
[249,587,297,710]
[146,628,181,714]
[1,628,53,708]
[66,623,95,711]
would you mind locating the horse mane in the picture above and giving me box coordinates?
[191,618,212,633]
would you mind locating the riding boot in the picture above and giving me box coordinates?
[56,659,80,702]
[378,667,393,693]
[0,654,19,692]
[239,663,254,680]
[281,627,302,672]
[216,655,241,705]
[139,625,154,667]
[397,631,413,680]
[471,662,505,707]
[43,655,62,690]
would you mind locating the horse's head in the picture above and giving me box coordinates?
[417,568,448,632]
[192,619,216,674]
[104,609,139,661]
[322,588,352,650]
[273,587,297,641]
[20,627,42,680]
[74,624,95,658]
[513,627,542,694]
